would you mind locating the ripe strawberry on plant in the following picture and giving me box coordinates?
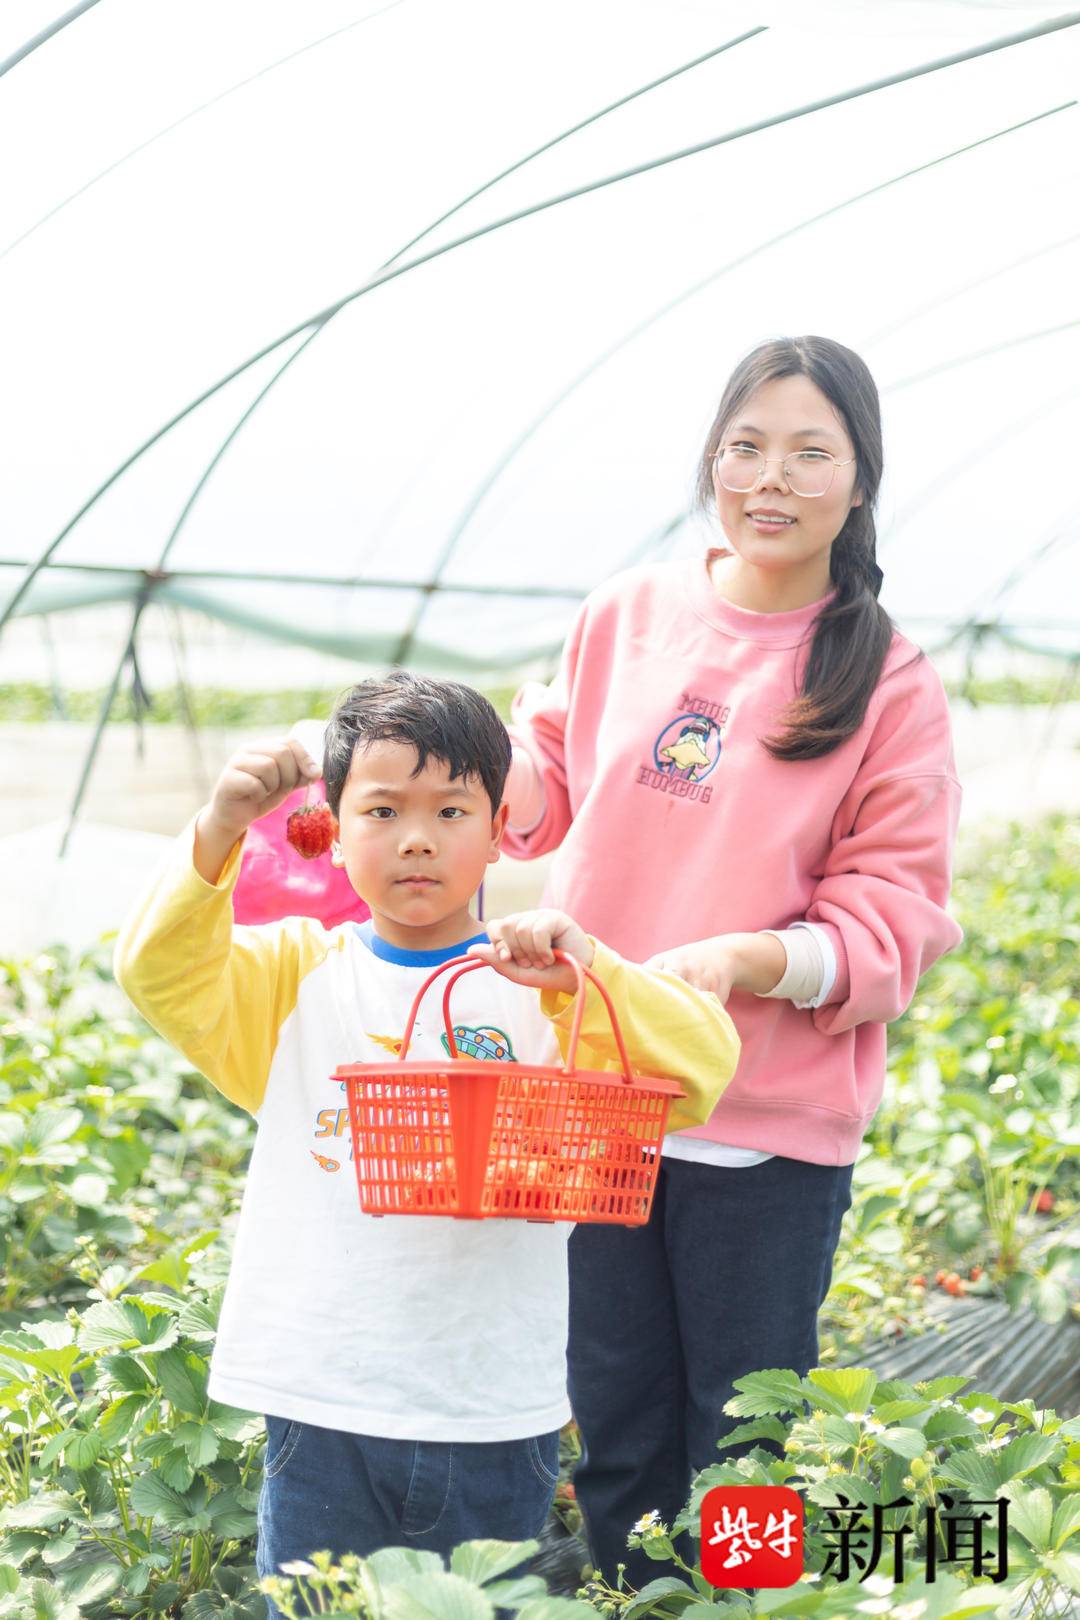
[1035,1189,1055,1214]
[286,799,338,860]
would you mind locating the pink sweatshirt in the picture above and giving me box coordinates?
[504,553,963,1167]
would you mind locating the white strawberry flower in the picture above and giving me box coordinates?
[632,1510,661,1534]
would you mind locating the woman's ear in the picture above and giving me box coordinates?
[330,840,346,868]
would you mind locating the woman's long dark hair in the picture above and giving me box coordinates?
[697,335,913,761]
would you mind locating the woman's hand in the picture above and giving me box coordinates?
[645,932,787,1004]
[468,909,594,994]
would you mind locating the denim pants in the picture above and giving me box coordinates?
[257,1419,560,1616]
[567,1152,853,1587]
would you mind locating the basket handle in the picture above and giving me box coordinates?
[396,950,635,1083]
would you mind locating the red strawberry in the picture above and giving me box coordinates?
[944,1274,966,1297]
[911,1275,926,1288]
[1035,1189,1054,1214]
[286,802,338,860]
[969,1265,983,1282]
[935,1269,948,1286]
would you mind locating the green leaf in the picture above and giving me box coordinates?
[174,1420,219,1468]
[60,1559,122,1605]
[97,1394,147,1445]
[804,1368,877,1416]
[204,1485,257,1540]
[622,1578,697,1620]
[874,1400,932,1425]
[101,1352,152,1393]
[514,1602,597,1620]
[751,1588,823,1617]
[64,1172,110,1208]
[994,1431,1062,1484]
[363,1548,447,1584]
[26,1109,82,1152]
[0,1336,81,1381]
[20,1320,75,1351]
[64,1430,102,1471]
[78,1299,176,1354]
[153,1347,208,1416]
[1053,1491,1080,1548]
[936,1450,1002,1497]
[923,1410,980,1445]
[919,1377,970,1399]
[381,1571,496,1620]
[724,1369,808,1418]
[482,1578,550,1608]
[1000,1484,1052,1553]
[158,1449,195,1492]
[865,1225,903,1253]
[128,1472,196,1527]
[177,1290,223,1341]
[1045,1550,1080,1594]
[25,1576,81,1620]
[805,1473,877,1507]
[1030,1276,1071,1323]
[0,1492,79,1530]
[877,1427,928,1461]
[715,1417,789,1451]
[207,1401,260,1441]
[449,1541,539,1586]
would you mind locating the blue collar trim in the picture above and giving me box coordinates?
[354,919,489,967]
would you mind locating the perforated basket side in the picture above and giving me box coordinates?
[346,1071,461,1214]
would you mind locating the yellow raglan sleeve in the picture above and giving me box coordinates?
[539,940,740,1133]
[113,816,335,1114]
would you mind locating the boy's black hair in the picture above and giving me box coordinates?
[323,671,512,818]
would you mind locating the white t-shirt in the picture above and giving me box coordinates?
[208,922,572,1441]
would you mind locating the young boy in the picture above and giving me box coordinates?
[113,671,739,1590]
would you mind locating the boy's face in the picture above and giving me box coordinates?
[334,739,507,950]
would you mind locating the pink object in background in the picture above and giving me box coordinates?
[232,782,369,929]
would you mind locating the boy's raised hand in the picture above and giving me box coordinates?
[195,738,321,884]
[468,910,594,995]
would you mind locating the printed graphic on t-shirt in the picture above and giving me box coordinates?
[311,1027,411,1165]
[636,689,729,804]
[366,1031,405,1056]
[441,1025,516,1062]
[310,1017,517,1168]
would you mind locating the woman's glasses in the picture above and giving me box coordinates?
[713,445,855,499]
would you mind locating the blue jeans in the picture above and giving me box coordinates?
[567,1153,853,1587]
[257,1419,560,1615]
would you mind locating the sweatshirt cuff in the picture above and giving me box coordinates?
[539,938,612,1032]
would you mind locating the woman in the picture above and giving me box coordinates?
[498,335,963,1584]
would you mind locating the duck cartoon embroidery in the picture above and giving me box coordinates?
[657,717,714,781]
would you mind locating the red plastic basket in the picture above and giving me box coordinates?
[334,951,685,1224]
